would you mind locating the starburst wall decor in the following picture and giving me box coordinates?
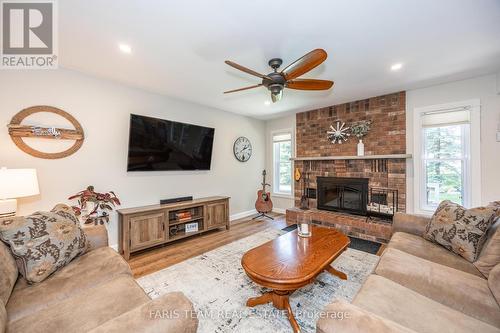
[327,121,350,144]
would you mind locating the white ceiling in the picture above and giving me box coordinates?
[59,0,500,120]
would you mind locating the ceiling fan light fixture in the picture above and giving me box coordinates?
[268,83,283,94]
[224,49,334,102]
[271,90,282,103]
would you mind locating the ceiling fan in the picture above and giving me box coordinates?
[224,48,334,103]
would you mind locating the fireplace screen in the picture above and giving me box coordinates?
[317,177,369,215]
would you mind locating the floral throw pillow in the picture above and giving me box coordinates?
[424,200,496,262]
[0,204,87,284]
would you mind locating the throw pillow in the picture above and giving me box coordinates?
[0,204,87,284]
[488,201,500,219]
[423,200,496,262]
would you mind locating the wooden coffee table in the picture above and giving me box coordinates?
[241,225,350,333]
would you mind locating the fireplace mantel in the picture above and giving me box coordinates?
[290,154,412,161]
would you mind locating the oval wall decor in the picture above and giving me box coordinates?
[7,105,85,159]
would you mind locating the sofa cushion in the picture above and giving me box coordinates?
[392,212,430,237]
[423,200,496,262]
[376,247,500,327]
[490,264,500,306]
[0,241,17,305]
[0,302,6,333]
[475,218,500,278]
[354,275,500,333]
[317,300,417,333]
[88,292,198,333]
[0,204,88,283]
[7,275,149,333]
[7,247,131,322]
[388,232,482,276]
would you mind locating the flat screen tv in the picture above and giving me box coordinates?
[127,114,215,171]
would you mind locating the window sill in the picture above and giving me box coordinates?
[272,193,294,199]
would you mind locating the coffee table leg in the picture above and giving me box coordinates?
[273,291,301,333]
[325,265,348,280]
[247,291,301,333]
[246,292,273,307]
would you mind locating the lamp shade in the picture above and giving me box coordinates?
[0,167,40,199]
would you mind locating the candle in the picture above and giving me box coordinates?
[301,223,309,235]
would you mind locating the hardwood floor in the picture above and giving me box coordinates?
[129,212,287,278]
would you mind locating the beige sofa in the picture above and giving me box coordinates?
[318,212,500,333]
[0,225,198,333]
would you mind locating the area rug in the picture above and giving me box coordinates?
[137,228,379,333]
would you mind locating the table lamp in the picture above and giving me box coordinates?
[0,167,39,218]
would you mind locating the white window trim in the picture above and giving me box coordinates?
[413,99,481,215]
[271,128,294,198]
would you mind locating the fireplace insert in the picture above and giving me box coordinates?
[317,177,369,215]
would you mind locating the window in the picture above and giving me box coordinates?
[420,108,471,211]
[272,132,292,195]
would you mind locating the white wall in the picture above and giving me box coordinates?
[0,69,265,247]
[265,114,296,212]
[406,74,500,213]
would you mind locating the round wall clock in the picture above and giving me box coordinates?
[233,136,252,162]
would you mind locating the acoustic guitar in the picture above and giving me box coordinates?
[254,170,274,219]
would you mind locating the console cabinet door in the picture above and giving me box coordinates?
[206,201,228,229]
[130,212,166,250]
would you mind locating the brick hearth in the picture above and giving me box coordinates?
[287,91,407,243]
[287,208,392,243]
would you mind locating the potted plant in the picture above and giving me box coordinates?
[350,120,371,156]
[69,186,121,225]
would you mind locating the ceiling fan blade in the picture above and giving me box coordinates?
[286,79,334,90]
[225,61,272,81]
[281,49,328,80]
[271,90,283,103]
[224,84,263,94]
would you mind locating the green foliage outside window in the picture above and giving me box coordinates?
[424,125,464,206]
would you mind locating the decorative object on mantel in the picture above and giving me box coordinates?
[350,120,371,156]
[68,186,121,225]
[326,121,350,144]
[7,106,85,159]
[0,167,39,218]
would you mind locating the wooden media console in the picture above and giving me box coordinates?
[117,196,230,259]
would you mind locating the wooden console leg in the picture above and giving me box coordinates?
[246,292,273,307]
[325,265,347,280]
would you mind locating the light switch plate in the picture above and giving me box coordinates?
[497,131,500,142]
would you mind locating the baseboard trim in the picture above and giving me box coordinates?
[109,244,118,252]
[272,208,287,214]
[230,209,257,221]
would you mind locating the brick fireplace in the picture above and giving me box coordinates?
[286,91,408,243]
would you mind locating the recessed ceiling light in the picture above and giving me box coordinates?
[264,101,271,106]
[391,63,403,71]
[119,43,132,54]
